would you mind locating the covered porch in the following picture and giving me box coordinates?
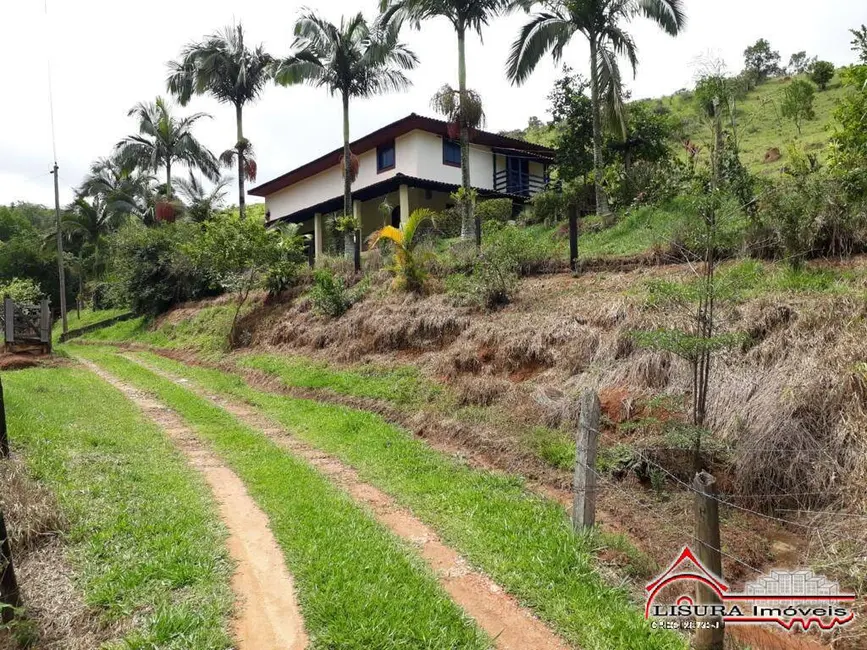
[274,173,524,263]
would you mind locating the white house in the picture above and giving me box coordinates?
[249,113,555,260]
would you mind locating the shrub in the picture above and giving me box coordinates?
[309,269,366,318]
[781,79,816,135]
[484,222,559,276]
[0,277,43,304]
[475,198,514,224]
[809,60,834,90]
[446,253,518,310]
[110,222,214,316]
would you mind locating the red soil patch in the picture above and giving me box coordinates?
[0,355,41,371]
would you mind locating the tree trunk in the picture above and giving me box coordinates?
[589,37,611,219]
[165,159,172,200]
[235,103,246,220]
[457,26,475,243]
[344,230,356,263]
[342,92,352,220]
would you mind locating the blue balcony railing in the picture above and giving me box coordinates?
[494,169,548,197]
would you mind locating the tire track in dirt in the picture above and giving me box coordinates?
[125,353,572,650]
[77,358,308,650]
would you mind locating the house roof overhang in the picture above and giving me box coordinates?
[249,113,556,198]
[268,173,532,225]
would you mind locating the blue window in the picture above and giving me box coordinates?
[443,139,461,167]
[377,141,395,172]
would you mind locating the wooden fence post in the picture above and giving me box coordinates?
[568,204,579,273]
[0,509,20,624]
[0,376,7,458]
[3,299,12,346]
[693,471,724,650]
[573,390,600,532]
[39,299,51,350]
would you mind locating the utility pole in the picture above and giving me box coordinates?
[51,163,67,335]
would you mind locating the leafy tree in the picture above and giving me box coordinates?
[273,11,417,266]
[506,0,686,218]
[829,64,867,191]
[548,67,593,185]
[380,0,510,242]
[743,38,781,83]
[851,24,867,64]
[0,278,43,304]
[0,204,71,310]
[787,51,814,75]
[368,208,436,292]
[185,211,306,343]
[168,24,273,219]
[809,60,834,90]
[110,221,213,316]
[115,97,218,200]
[781,78,816,135]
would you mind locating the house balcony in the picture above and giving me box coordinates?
[493,169,549,197]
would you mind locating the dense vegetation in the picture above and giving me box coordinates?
[2,16,865,338]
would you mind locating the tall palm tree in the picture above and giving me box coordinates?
[507,0,686,217]
[175,172,231,222]
[380,0,509,242]
[273,10,418,267]
[167,24,273,219]
[115,97,218,201]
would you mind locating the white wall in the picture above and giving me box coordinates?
[411,130,494,190]
[265,129,506,222]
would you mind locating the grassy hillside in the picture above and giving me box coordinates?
[651,73,847,173]
[505,72,849,174]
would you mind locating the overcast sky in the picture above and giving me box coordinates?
[1,1,863,207]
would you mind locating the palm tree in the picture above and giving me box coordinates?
[61,196,120,296]
[506,0,686,217]
[175,172,231,222]
[379,0,509,242]
[368,207,435,291]
[79,156,157,221]
[167,24,273,220]
[272,11,418,268]
[115,97,218,201]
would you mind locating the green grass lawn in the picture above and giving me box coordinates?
[112,347,685,650]
[238,354,442,408]
[51,308,130,341]
[3,365,234,649]
[78,303,245,355]
[71,345,492,650]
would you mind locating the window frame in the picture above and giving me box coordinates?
[442,138,462,168]
[376,140,396,173]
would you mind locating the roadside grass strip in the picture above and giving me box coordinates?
[121,347,687,650]
[3,365,234,650]
[72,346,491,650]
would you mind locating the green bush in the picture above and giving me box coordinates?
[309,269,366,318]
[484,222,559,276]
[809,60,834,90]
[0,277,43,303]
[445,254,518,310]
[475,198,514,224]
[109,222,214,316]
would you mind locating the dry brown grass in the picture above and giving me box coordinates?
[0,460,65,559]
[0,458,112,650]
